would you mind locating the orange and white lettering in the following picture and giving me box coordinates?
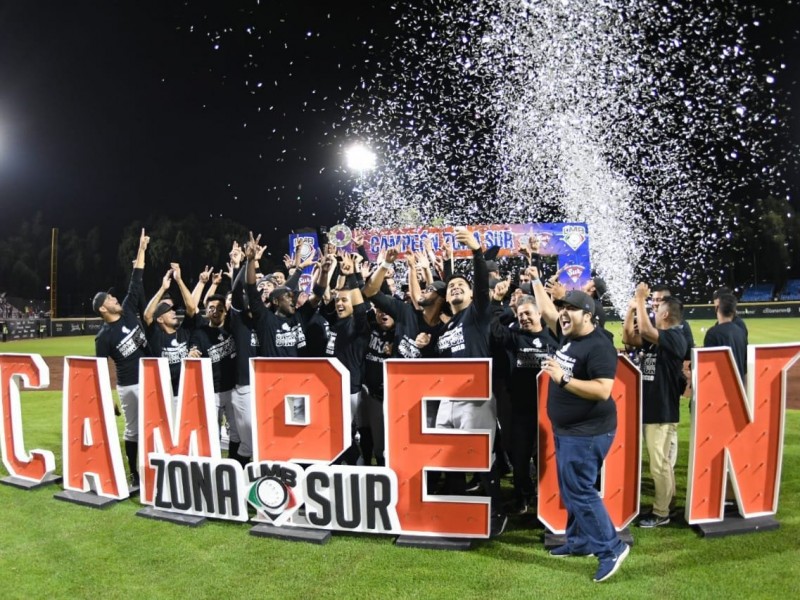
[537,355,641,533]
[385,359,493,538]
[687,344,800,524]
[250,358,350,463]
[62,356,129,499]
[0,353,56,482]
[139,358,220,505]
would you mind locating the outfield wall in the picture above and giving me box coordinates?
[603,301,800,321]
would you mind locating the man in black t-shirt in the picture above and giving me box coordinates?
[704,293,747,378]
[624,284,687,528]
[94,228,150,488]
[434,227,507,537]
[144,263,200,403]
[490,285,557,514]
[316,252,370,464]
[190,293,238,458]
[533,281,629,583]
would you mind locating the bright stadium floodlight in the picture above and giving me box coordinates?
[345,143,377,172]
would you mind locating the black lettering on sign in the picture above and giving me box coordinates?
[152,457,169,510]
[365,474,392,530]
[190,461,214,512]
[334,473,361,529]
[216,463,240,518]
[306,471,331,526]
[168,462,191,511]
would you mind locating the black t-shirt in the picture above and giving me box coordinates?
[436,250,490,359]
[191,324,237,392]
[547,327,618,436]
[227,307,260,387]
[95,269,148,386]
[246,283,309,357]
[146,314,197,395]
[323,302,370,394]
[364,323,394,398]
[704,321,747,378]
[369,292,442,358]
[491,308,558,404]
[640,327,688,424]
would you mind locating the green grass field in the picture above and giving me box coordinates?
[1,321,799,598]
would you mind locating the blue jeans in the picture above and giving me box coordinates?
[554,430,626,560]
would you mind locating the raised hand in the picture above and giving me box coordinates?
[170,263,182,282]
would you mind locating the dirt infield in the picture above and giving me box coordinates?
[39,356,800,409]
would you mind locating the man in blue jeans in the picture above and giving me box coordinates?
[533,280,630,583]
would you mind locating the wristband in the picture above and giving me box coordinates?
[381,261,393,270]
[532,278,541,285]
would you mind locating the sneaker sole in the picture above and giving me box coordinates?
[639,518,670,528]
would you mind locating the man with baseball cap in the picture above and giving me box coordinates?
[143,262,200,403]
[532,276,630,582]
[94,228,150,490]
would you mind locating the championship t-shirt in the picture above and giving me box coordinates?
[547,326,618,436]
[95,268,148,387]
[640,327,688,424]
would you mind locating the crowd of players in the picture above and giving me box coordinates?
[93,228,748,583]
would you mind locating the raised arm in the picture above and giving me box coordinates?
[529,266,559,335]
[171,263,197,318]
[192,266,212,309]
[144,268,173,326]
[634,282,659,345]
[362,248,395,299]
[621,297,642,347]
[456,228,488,312]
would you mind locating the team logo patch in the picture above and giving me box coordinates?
[561,225,587,251]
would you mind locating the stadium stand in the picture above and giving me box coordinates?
[740,282,775,302]
[779,279,800,301]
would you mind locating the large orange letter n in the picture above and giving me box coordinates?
[687,344,800,524]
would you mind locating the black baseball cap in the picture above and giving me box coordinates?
[430,280,447,298]
[92,289,114,313]
[554,290,595,313]
[268,287,293,302]
[153,302,175,320]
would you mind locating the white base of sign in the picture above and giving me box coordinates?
[53,489,123,509]
[544,528,634,549]
[696,515,779,538]
[249,523,331,544]
[1,473,62,490]
[394,535,473,551]
[136,506,207,527]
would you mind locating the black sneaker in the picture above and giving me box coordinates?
[490,513,508,538]
[638,513,670,528]
[593,544,630,583]
[508,498,529,516]
[465,476,482,493]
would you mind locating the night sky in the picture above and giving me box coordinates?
[0,1,798,261]
[0,1,398,246]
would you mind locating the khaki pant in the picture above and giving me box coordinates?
[644,423,677,517]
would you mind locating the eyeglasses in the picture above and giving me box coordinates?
[207,305,226,313]
[423,286,436,293]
